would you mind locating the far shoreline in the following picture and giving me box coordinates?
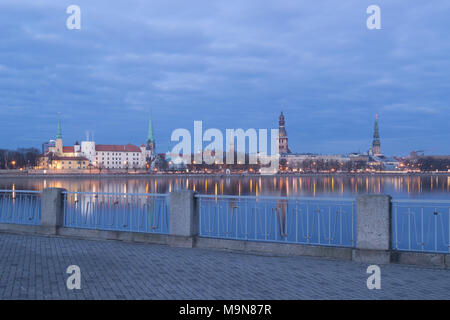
[1,171,450,179]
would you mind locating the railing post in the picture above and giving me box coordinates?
[169,190,198,247]
[353,194,392,264]
[40,188,66,235]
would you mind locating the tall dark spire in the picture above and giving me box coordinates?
[278,111,286,137]
[278,111,290,154]
[373,114,380,139]
[372,114,381,155]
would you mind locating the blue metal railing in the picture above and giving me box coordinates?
[392,199,450,254]
[0,190,41,226]
[63,191,169,234]
[197,195,356,248]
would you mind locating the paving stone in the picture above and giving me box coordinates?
[0,233,449,299]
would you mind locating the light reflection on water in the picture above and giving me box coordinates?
[1,174,450,199]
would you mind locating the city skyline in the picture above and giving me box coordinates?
[1,111,437,158]
[1,1,449,155]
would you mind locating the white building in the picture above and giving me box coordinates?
[80,142,150,169]
[80,112,156,170]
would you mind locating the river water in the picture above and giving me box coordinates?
[1,174,450,199]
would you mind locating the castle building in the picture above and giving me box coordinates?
[39,113,156,170]
[278,112,291,154]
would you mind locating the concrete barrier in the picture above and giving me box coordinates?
[40,188,66,235]
[169,190,198,247]
[353,194,392,264]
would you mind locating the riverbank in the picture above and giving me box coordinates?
[1,170,450,179]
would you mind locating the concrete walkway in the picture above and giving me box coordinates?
[0,232,449,300]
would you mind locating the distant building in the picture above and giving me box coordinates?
[90,144,145,169]
[38,113,156,170]
[282,153,349,169]
[348,153,370,162]
[41,140,55,154]
[369,155,399,171]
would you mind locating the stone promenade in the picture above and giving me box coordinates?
[1,232,449,299]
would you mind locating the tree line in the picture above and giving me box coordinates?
[0,148,41,169]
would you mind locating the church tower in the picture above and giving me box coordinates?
[55,114,63,155]
[145,112,156,168]
[146,112,156,153]
[372,114,381,156]
[278,112,290,154]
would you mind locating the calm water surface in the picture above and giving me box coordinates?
[1,174,450,199]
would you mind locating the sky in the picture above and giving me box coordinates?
[0,0,449,156]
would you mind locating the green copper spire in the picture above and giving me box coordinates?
[56,114,62,139]
[147,112,154,143]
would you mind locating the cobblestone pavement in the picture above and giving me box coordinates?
[1,232,449,300]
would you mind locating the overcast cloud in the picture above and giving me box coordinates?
[0,0,449,155]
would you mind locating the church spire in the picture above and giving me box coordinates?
[373,114,380,139]
[55,113,63,155]
[147,112,154,144]
[145,111,156,155]
[372,114,381,155]
[56,113,62,139]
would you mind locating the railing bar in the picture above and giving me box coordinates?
[0,190,42,194]
[393,199,450,204]
[61,191,168,197]
[421,208,424,251]
[194,194,355,202]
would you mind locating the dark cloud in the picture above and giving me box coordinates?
[0,0,449,155]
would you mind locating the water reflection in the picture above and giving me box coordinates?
[1,175,450,199]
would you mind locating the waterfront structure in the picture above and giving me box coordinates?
[38,114,156,170]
